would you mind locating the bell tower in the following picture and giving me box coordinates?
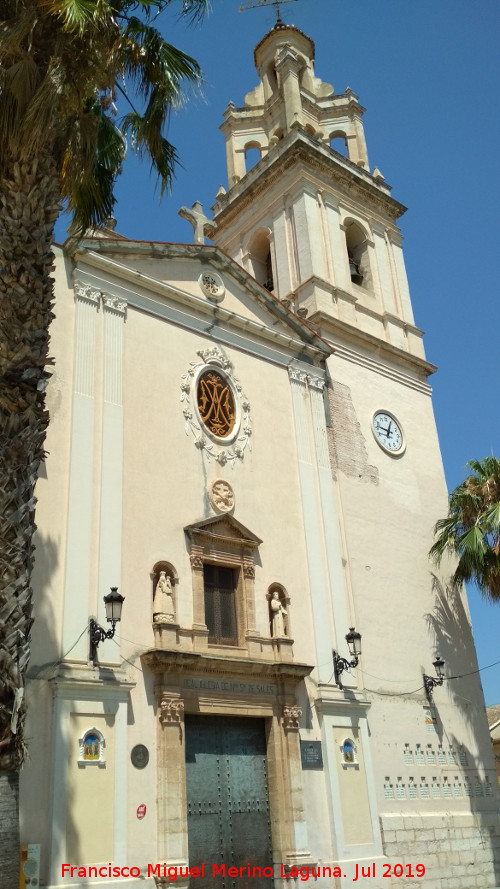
[211,20,425,364]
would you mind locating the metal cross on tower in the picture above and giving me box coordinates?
[238,0,299,23]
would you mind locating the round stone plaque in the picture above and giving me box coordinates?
[131,744,149,769]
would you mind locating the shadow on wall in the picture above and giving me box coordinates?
[426,574,485,737]
[425,574,500,885]
[21,531,81,883]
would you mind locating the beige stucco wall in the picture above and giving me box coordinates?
[67,714,115,863]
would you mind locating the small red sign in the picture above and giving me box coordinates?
[136,804,147,820]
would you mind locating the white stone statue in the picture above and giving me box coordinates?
[270,590,287,638]
[153,571,175,623]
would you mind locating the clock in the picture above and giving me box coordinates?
[372,411,405,455]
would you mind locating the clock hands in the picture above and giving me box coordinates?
[374,412,403,453]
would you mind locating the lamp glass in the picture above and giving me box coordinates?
[433,656,445,680]
[104,587,124,623]
[346,627,362,657]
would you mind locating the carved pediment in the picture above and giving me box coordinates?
[184,514,262,548]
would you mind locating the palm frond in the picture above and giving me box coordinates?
[62,101,125,233]
[122,18,203,104]
[121,110,177,195]
[430,456,500,599]
[16,57,66,158]
[42,0,112,32]
[176,0,211,25]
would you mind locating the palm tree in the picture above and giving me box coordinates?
[430,457,500,599]
[0,0,209,881]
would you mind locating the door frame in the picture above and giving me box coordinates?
[142,651,314,887]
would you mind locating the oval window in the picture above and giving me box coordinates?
[197,370,236,439]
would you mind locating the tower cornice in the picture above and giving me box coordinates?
[212,129,406,233]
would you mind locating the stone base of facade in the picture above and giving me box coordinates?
[381,813,500,888]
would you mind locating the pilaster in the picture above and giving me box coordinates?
[272,204,292,297]
[324,195,349,291]
[96,294,127,661]
[371,221,398,316]
[61,281,100,660]
[281,705,311,861]
[352,114,369,168]
[275,45,303,132]
[288,367,334,683]
[291,188,327,284]
[308,373,351,652]
[387,230,415,326]
[157,692,188,864]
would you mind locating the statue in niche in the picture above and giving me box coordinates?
[153,571,175,623]
[270,590,287,638]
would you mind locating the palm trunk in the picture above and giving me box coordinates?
[0,153,59,888]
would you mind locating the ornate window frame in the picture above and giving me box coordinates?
[180,345,252,466]
[185,515,262,650]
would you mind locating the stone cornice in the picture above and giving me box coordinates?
[49,663,136,698]
[301,90,366,120]
[314,687,372,712]
[70,241,332,363]
[309,311,436,391]
[213,130,406,228]
[141,649,313,683]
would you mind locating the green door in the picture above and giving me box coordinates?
[185,715,273,889]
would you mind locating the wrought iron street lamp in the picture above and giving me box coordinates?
[333,627,362,689]
[89,587,124,664]
[423,655,445,700]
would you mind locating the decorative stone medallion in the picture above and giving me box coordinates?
[180,345,252,466]
[131,744,149,769]
[198,271,225,302]
[209,478,235,513]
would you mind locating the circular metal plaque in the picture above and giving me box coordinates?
[131,744,149,769]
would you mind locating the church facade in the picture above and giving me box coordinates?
[22,20,500,889]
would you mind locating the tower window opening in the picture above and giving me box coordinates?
[244,143,262,173]
[345,220,370,289]
[267,62,278,92]
[330,132,349,158]
[248,229,275,292]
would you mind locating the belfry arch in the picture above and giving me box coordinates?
[246,228,275,292]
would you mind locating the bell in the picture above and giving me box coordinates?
[349,258,363,285]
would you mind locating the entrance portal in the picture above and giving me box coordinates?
[185,715,274,889]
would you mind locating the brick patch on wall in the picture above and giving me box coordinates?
[327,380,378,484]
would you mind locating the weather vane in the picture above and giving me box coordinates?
[239,0,299,23]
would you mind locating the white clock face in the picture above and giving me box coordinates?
[372,411,404,454]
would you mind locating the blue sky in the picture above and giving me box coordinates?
[55,0,500,703]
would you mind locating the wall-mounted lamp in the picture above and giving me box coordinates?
[333,627,362,688]
[423,655,445,700]
[89,587,125,664]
